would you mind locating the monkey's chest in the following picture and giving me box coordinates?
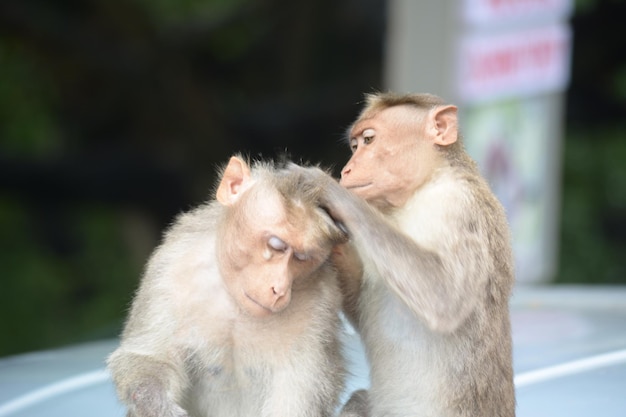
[190,328,290,377]
[182,321,306,409]
[191,357,270,390]
[183,336,279,413]
[185,362,270,416]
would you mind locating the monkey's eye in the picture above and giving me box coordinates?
[362,129,375,144]
[268,236,288,252]
[293,251,310,262]
[349,138,358,152]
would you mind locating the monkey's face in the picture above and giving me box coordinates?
[219,187,334,318]
[341,106,442,211]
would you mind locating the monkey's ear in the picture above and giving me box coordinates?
[216,156,252,206]
[429,105,458,146]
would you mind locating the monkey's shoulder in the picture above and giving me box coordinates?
[145,201,223,271]
[126,206,230,323]
[398,168,506,223]
[166,200,224,236]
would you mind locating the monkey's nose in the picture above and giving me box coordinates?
[272,286,286,297]
[271,279,291,298]
[269,286,292,312]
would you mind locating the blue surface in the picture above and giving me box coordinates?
[1,285,625,417]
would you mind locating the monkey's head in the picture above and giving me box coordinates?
[341,92,459,212]
[215,156,345,317]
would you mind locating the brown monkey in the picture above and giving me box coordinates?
[293,92,515,417]
[107,156,348,417]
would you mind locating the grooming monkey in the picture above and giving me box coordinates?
[294,92,516,417]
[108,156,348,417]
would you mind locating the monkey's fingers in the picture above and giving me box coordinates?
[286,162,337,185]
[318,205,350,238]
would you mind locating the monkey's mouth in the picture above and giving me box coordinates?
[344,183,372,191]
[244,292,274,314]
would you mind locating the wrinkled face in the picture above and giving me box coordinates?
[219,185,336,318]
[341,106,442,211]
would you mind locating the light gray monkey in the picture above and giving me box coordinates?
[108,156,348,417]
[294,92,516,417]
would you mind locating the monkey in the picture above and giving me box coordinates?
[107,156,349,417]
[291,92,516,417]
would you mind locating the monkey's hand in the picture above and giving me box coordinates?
[285,163,351,227]
[332,243,363,284]
[127,380,189,417]
[332,242,363,327]
[285,163,354,220]
[286,162,337,187]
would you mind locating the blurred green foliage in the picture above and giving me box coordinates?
[0,0,383,357]
[0,43,60,156]
[0,200,138,354]
[137,0,247,23]
[556,129,626,284]
[555,0,626,284]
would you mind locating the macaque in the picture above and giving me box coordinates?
[292,92,516,417]
[107,156,348,417]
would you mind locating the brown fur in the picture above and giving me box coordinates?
[292,92,515,417]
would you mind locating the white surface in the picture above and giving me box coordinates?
[1,285,625,416]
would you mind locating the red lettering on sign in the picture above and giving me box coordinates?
[466,39,563,84]
[464,0,572,26]
[458,24,571,101]
[489,0,552,8]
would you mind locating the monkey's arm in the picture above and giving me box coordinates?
[107,239,193,417]
[107,348,189,417]
[316,173,492,333]
[107,288,190,417]
[331,242,364,328]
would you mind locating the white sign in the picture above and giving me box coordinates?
[463,97,558,282]
[463,0,573,26]
[456,23,572,104]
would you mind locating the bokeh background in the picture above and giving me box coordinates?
[0,0,624,357]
